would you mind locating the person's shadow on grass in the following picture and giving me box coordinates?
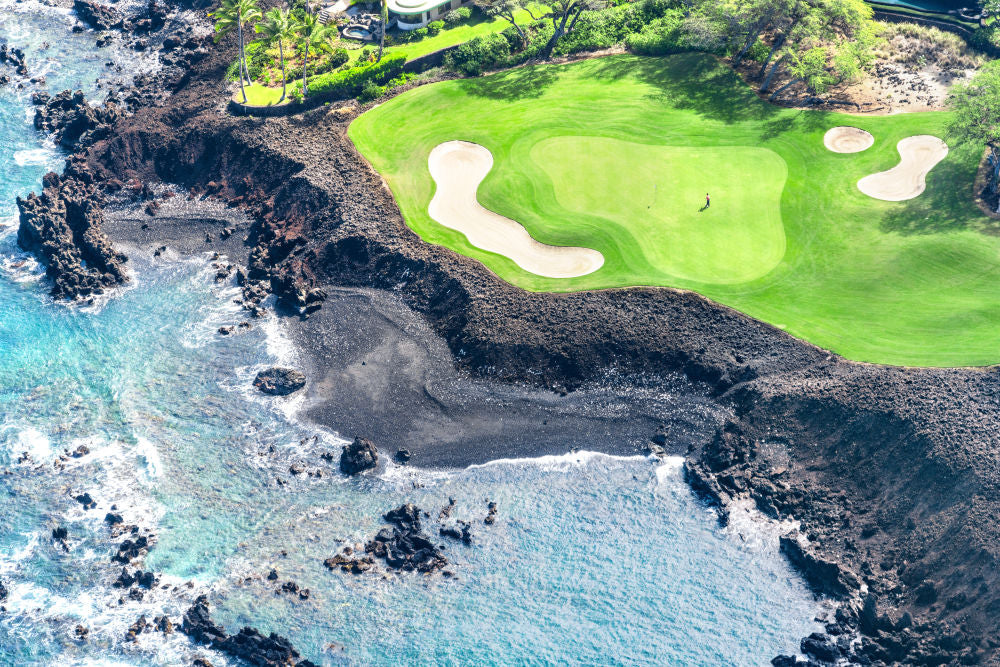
[699,205,708,212]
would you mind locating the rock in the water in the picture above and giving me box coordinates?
[252,367,306,396]
[33,89,121,150]
[17,171,129,300]
[340,437,378,475]
[182,595,313,666]
[181,595,227,645]
[72,0,124,31]
[393,448,411,464]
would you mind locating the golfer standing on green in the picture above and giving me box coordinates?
[705,193,710,208]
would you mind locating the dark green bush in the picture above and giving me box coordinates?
[311,48,351,75]
[226,40,274,82]
[622,13,683,55]
[444,32,511,75]
[443,6,472,22]
[358,72,416,102]
[970,25,1000,52]
[427,20,445,35]
[550,2,683,56]
[745,38,769,63]
[308,53,407,98]
[413,27,429,39]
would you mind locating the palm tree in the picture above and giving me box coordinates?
[209,0,262,103]
[376,0,388,62]
[255,7,298,103]
[297,12,330,98]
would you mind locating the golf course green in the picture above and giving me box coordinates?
[348,53,1000,367]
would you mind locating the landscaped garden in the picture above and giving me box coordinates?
[349,52,1000,367]
[225,1,547,107]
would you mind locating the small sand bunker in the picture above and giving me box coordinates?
[857,135,948,202]
[824,127,874,154]
[428,141,604,278]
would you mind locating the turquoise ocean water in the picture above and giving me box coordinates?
[0,5,823,664]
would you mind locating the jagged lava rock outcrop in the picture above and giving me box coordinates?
[17,169,128,300]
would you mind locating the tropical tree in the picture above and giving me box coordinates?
[210,0,262,104]
[540,0,606,59]
[256,7,298,103]
[297,12,331,97]
[949,61,1000,211]
[756,0,874,94]
[473,0,539,44]
[377,0,388,62]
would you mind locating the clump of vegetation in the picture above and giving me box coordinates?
[309,52,407,97]
[877,21,983,71]
[444,31,514,75]
[949,61,1000,211]
[443,6,473,23]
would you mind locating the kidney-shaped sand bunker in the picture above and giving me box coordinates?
[428,141,605,279]
[857,135,948,202]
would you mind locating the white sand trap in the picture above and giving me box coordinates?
[428,141,604,279]
[824,126,874,153]
[857,135,948,202]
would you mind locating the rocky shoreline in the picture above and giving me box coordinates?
[13,9,1000,665]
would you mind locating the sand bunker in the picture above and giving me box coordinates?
[824,127,874,154]
[428,141,604,278]
[857,135,948,202]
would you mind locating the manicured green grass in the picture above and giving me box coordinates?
[237,82,289,106]
[349,53,1000,367]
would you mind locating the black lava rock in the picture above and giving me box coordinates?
[253,367,306,396]
[340,437,378,476]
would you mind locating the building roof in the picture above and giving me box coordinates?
[387,0,449,15]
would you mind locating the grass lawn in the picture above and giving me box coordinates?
[237,82,291,106]
[346,4,545,65]
[349,53,1000,367]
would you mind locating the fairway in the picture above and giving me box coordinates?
[348,53,1000,367]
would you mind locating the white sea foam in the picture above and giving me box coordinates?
[13,147,58,168]
[653,455,685,486]
[135,436,163,481]
[0,532,40,575]
[14,427,53,462]
[469,449,646,472]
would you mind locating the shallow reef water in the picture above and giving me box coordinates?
[0,5,823,664]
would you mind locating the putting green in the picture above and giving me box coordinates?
[533,137,786,283]
[349,53,1000,367]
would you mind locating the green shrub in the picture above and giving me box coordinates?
[358,80,381,102]
[226,40,274,82]
[308,53,407,98]
[745,38,770,63]
[358,72,416,102]
[413,27,429,39]
[427,20,445,36]
[551,3,683,56]
[624,15,684,55]
[443,6,472,23]
[444,32,511,75]
[328,48,350,68]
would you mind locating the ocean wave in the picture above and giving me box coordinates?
[467,449,648,472]
[12,147,59,168]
